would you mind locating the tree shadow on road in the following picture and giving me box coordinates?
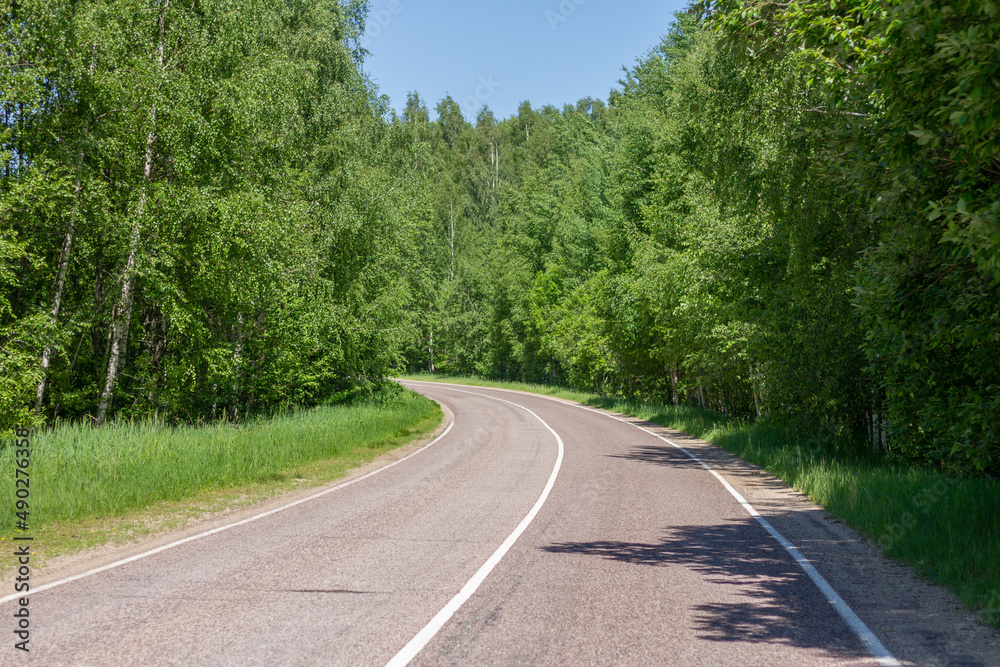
[608,436,817,500]
[606,443,704,468]
[541,520,871,660]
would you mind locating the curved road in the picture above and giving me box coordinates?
[0,381,926,665]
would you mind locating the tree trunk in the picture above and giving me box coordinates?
[232,312,244,422]
[669,366,679,405]
[96,1,167,424]
[97,216,143,423]
[448,203,455,282]
[428,325,435,373]
[34,166,81,412]
[35,51,96,413]
[490,141,499,190]
[752,364,762,419]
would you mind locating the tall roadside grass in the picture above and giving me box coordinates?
[0,389,440,538]
[403,374,1000,627]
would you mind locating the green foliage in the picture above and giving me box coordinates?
[399,7,997,476]
[2,0,424,427]
[698,0,1000,473]
[856,231,1000,473]
[3,1,995,476]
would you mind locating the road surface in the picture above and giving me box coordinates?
[4,381,996,665]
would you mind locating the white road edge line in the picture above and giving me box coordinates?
[403,380,901,667]
[0,410,455,607]
[385,388,565,667]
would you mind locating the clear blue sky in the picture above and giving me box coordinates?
[361,0,692,122]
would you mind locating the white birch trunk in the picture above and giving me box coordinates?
[428,325,435,373]
[96,1,167,424]
[35,52,96,413]
[448,203,455,282]
[34,167,81,412]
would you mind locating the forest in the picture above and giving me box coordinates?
[3,0,998,477]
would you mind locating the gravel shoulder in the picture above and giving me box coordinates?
[637,419,1000,667]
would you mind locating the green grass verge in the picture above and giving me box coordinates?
[1,388,441,564]
[402,373,1000,627]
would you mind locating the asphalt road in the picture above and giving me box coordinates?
[2,380,971,665]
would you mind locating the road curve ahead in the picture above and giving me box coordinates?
[397,382,886,667]
[3,381,890,666]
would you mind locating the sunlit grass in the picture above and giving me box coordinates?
[0,389,440,538]
[403,373,1000,626]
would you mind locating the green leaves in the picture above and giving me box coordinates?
[909,128,939,146]
[2,0,427,426]
[396,5,997,476]
[7,0,993,477]
[698,0,1000,473]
